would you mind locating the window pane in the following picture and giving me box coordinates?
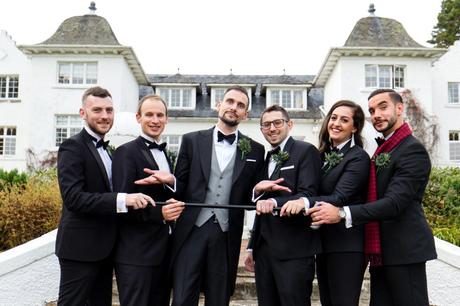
[8,76,19,98]
[271,90,280,105]
[448,82,459,104]
[58,63,71,84]
[70,116,82,125]
[56,115,68,126]
[0,138,3,155]
[72,63,84,84]
[86,63,98,84]
[294,90,303,109]
[170,89,181,107]
[365,65,377,87]
[182,89,191,107]
[281,90,291,108]
[0,126,16,155]
[379,66,392,88]
[394,66,405,88]
[214,88,226,104]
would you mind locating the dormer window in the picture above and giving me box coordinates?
[210,87,252,110]
[365,64,405,89]
[267,87,307,110]
[156,87,196,110]
[57,62,98,85]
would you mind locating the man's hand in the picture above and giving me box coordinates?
[125,193,155,210]
[162,198,185,221]
[256,199,276,215]
[280,198,305,217]
[253,178,291,196]
[134,168,175,186]
[244,253,255,272]
[307,202,340,225]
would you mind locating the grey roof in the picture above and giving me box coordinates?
[40,14,120,45]
[144,74,322,120]
[344,16,424,48]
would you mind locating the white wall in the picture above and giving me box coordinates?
[432,40,460,167]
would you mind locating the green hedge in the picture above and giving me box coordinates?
[0,168,28,191]
[0,169,61,251]
[423,167,460,246]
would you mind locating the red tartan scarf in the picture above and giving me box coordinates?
[365,122,412,266]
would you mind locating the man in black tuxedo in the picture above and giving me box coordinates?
[112,94,185,306]
[171,86,265,306]
[309,89,437,306]
[56,86,154,305]
[245,105,322,306]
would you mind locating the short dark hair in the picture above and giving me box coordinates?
[137,94,168,116]
[223,85,250,110]
[81,86,112,105]
[260,105,291,124]
[368,88,403,104]
[318,100,365,153]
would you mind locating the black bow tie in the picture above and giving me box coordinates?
[143,138,167,151]
[266,146,281,161]
[217,131,236,144]
[89,135,109,150]
[375,137,385,147]
[330,146,339,153]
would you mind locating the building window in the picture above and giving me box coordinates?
[58,62,98,85]
[0,75,19,99]
[0,127,16,156]
[448,82,460,104]
[268,88,306,110]
[157,87,195,109]
[161,135,182,154]
[55,115,83,146]
[365,65,405,89]
[449,131,460,161]
[210,87,252,109]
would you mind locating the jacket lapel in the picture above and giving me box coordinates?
[269,136,293,180]
[81,129,111,190]
[199,128,214,184]
[231,131,246,184]
[136,137,160,170]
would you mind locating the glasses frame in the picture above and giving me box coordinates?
[260,119,288,131]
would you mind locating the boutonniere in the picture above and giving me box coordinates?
[323,151,344,173]
[166,149,178,171]
[237,138,252,160]
[373,152,391,173]
[272,151,290,172]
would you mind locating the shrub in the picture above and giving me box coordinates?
[0,168,61,251]
[423,167,460,246]
[0,168,28,191]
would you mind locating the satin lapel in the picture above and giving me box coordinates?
[269,137,293,180]
[136,137,159,170]
[199,128,214,184]
[82,129,111,190]
[231,132,246,185]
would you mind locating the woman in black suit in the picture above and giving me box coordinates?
[281,100,370,306]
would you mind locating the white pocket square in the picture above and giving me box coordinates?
[246,159,257,162]
[280,165,295,171]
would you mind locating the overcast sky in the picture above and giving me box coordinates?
[1,0,442,75]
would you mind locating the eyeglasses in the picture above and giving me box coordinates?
[260,119,288,130]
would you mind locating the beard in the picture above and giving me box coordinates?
[374,115,397,134]
[219,114,239,127]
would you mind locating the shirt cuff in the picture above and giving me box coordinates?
[269,198,278,207]
[252,188,264,203]
[302,197,310,210]
[164,176,177,193]
[117,193,128,213]
[344,206,353,228]
[246,249,253,252]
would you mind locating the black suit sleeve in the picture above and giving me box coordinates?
[309,150,370,207]
[349,141,430,225]
[174,133,192,201]
[273,144,322,206]
[57,138,116,215]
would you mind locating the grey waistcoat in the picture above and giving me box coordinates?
[195,144,235,232]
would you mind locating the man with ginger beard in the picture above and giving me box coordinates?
[170,86,264,306]
[56,86,154,305]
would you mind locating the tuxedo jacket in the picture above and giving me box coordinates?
[172,127,265,294]
[56,128,117,262]
[251,137,322,260]
[349,135,437,265]
[112,136,175,266]
[309,143,370,253]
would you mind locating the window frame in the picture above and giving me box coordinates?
[364,64,406,89]
[448,82,460,104]
[0,75,19,100]
[57,62,98,85]
[266,87,307,111]
[55,115,83,146]
[156,87,196,110]
[449,130,460,161]
[0,126,17,156]
[210,87,252,110]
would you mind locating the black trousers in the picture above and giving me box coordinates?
[370,262,429,306]
[115,263,170,306]
[172,219,229,306]
[254,239,315,306]
[316,252,366,306]
[57,257,113,306]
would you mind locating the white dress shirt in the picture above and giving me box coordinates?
[213,126,238,171]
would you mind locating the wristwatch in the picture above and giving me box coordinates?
[338,207,346,219]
